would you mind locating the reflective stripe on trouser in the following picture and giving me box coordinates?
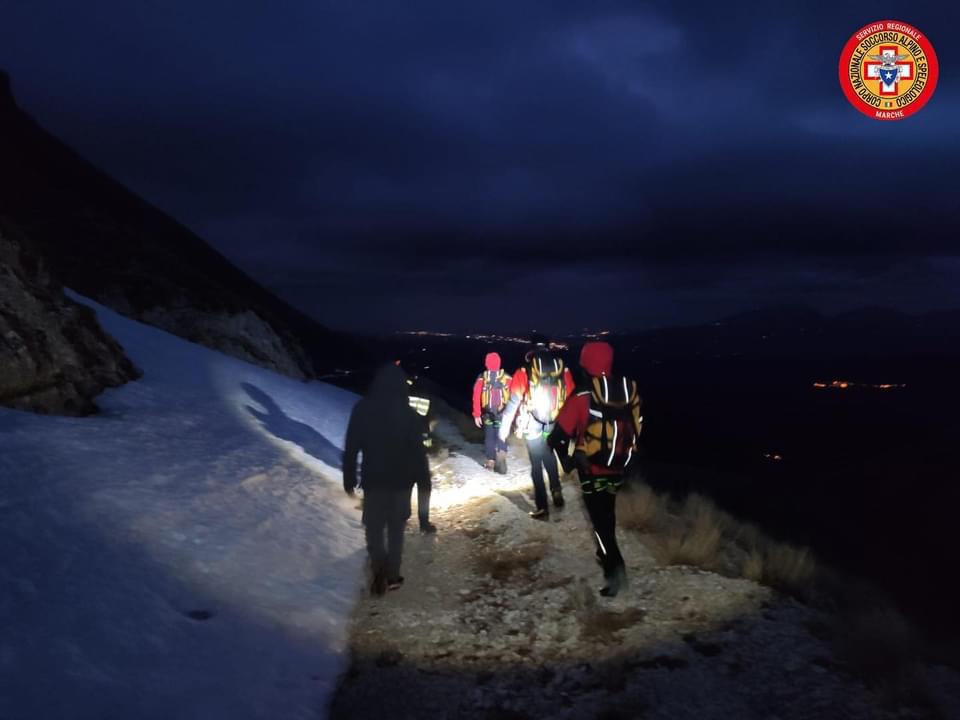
[582,487,624,578]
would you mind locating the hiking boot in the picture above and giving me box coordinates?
[483,459,496,471]
[551,490,565,508]
[599,566,627,598]
[528,508,549,521]
[494,450,508,474]
[419,521,438,534]
[371,572,387,597]
[387,576,405,591]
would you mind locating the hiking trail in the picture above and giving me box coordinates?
[330,414,956,720]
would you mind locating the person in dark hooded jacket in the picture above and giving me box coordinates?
[343,363,432,595]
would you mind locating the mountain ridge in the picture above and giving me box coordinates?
[0,70,355,381]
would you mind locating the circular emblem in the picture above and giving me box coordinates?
[838,20,939,120]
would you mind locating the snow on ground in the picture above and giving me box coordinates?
[0,295,366,720]
[427,418,533,511]
[6,297,960,720]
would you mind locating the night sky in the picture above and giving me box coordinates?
[2,2,958,334]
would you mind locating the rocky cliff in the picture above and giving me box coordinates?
[0,220,140,414]
[0,70,352,382]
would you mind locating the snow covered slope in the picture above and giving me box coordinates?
[0,295,364,720]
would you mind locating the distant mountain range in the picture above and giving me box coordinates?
[612,305,960,361]
[0,70,357,385]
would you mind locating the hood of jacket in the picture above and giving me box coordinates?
[368,363,410,411]
[579,341,614,377]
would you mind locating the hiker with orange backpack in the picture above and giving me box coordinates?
[499,341,576,519]
[548,341,642,597]
[472,352,511,474]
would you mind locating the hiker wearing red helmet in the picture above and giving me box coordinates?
[472,352,511,474]
[548,341,643,597]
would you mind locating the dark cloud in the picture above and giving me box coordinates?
[2,1,958,332]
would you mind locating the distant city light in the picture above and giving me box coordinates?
[812,380,907,390]
[396,331,584,348]
[398,330,456,338]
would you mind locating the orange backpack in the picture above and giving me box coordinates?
[578,375,642,469]
[480,369,510,415]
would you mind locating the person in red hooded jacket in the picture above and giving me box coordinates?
[471,352,511,474]
[548,341,643,597]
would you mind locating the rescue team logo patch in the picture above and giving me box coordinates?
[839,20,939,120]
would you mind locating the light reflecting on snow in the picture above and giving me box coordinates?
[1,294,366,720]
[426,419,533,511]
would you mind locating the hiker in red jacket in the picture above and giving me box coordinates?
[548,341,642,597]
[499,342,576,519]
[472,352,511,474]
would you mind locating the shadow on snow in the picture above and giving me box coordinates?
[242,382,344,470]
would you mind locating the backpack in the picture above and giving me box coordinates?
[527,354,567,425]
[480,369,510,416]
[580,375,642,470]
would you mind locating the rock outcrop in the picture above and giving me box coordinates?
[0,70,357,381]
[139,305,311,380]
[0,220,140,415]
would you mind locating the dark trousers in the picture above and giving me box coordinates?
[363,490,409,580]
[483,422,508,461]
[583,488,624,578]
[416,477,431,527]
[527,433,561,511]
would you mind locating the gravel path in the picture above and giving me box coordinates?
[329,421,956,719]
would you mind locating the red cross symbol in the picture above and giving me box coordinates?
[864,45,914,96]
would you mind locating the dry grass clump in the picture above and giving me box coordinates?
[618,481,664,532]
[474,541,547,582]
[682,493,736,534]
[742,548,765,582]
[765,542,816,592]
[732,521,762,551]
[742,540,817,599]
[639,491,819,599]
[650,495,724,570]
[626,486,824,602]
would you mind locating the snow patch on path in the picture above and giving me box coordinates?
[428,418,535,510]
[0,295,365,720]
